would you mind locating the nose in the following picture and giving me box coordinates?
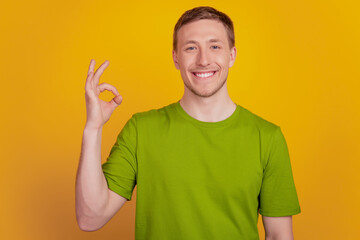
[196,49,210,67]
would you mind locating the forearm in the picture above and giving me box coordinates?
[75,126,109,222]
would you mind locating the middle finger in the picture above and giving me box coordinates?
[93,60,110,86]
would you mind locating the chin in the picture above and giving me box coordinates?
[187,86,221,98]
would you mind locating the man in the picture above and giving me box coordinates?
[76,6,301,240]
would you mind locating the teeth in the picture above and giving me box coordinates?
[195,71,215,78]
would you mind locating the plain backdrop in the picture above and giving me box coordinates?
[1,0,359,239]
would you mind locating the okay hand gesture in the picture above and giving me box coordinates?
[84,59,122,130]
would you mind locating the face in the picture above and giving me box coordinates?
[173,19,236,98]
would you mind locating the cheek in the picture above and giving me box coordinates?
[216,55,230,65]
[179,54,196,67]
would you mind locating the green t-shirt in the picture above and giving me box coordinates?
[102,101,301,240]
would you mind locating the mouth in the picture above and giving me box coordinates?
[192,71,218,80]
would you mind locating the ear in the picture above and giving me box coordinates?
[228,46,237,68]
[172,50,180,70]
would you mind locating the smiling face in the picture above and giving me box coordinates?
[173,19,236,98]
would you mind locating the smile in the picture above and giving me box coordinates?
[192,71,217,79]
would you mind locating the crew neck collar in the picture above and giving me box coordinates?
[171,100,241,128]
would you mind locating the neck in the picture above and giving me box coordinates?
[179,84,237,122]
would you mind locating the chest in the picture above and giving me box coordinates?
[138,124,264,197]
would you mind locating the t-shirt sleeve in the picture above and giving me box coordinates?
[258,126,301,217]
[101,114,138,201]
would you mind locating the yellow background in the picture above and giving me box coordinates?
[1,0,359,239]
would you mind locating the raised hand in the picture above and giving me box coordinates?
[84,59,122,130]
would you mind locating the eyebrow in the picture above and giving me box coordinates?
[184,38,224,45]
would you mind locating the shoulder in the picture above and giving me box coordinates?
[238,104,280,134]
[237,105,284,156]
[131,102,177,125]
[237,105,286,168]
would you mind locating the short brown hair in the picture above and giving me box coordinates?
[173,6,235,51]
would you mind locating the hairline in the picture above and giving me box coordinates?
[173,19,234,52]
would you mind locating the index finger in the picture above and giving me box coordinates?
[88,59,95,74]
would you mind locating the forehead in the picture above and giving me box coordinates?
[177,19,228,43]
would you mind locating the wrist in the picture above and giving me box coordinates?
[84,124,103,133]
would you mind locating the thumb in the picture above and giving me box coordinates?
[110,95,123,109]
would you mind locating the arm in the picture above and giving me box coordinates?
[75,127,128,231]
[75,59,126,231]
[262,215,294,240]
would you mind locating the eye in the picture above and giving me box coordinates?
[211,45,220,49]
[186,46,196,51]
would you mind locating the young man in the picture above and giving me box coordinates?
[76,6,301,240]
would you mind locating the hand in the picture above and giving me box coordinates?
[84,59,122,130]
